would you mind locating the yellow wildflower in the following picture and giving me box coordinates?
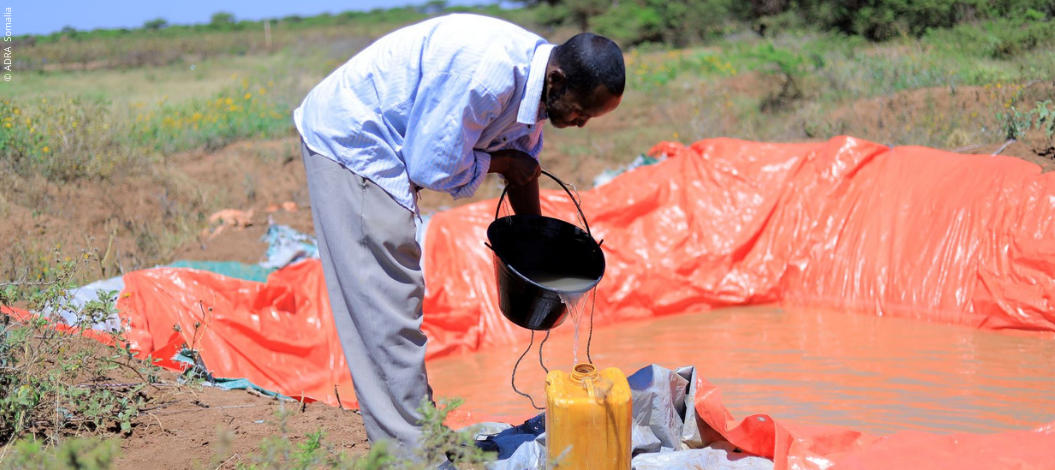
[13,108,20,115]
[3,122,10,128]
[258,87,267,95]
[225,97,233,105]
[43,146,50,153]
[244,92,252,100]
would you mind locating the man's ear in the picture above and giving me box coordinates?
[546,68,565,89]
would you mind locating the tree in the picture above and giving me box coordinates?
[210,12,235,28]
[567,0,610,31]
[420,0,448,14]
[143,18,168,30]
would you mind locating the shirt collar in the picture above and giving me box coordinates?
[517,43,555,126]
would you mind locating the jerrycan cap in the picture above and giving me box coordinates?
[570,363,599,383]
[570,363,611,400]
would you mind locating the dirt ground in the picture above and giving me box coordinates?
[111,370,369,470]
[120,382,369,469]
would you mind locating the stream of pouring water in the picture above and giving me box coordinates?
[558,288,594,365]
[522,272,598,364]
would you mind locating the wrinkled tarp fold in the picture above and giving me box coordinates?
[422,136,1055,357]
[5,136,1055,469]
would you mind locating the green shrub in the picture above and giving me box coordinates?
[794,0,1053,40]
[127,78,291,154]
[1,252,157,445]
[1,438,119,470]
[591,3,665,45]
[223,398,492,470]
[0,97,132,182]
[544,0,743,47]
[925,17,1055,59]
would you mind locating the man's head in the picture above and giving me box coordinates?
[544,33,624,129]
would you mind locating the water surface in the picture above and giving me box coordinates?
[429,305,1055,434]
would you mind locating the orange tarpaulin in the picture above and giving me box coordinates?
[116,260,356,408]
[74,136,1055,389]
[7,136,1055,467]
[422,136,1055,356]
[693,375,1055,470]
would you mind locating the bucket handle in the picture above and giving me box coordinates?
[495,169,593,240]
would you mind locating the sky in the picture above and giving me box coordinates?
[9,0,499,36]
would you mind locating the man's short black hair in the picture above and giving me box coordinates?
[552,33,625,96]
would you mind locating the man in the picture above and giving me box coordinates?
[293,13,624,456]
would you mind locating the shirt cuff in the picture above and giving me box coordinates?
[451,150,492,200]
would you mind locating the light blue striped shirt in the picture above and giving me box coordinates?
[294,14,552,213]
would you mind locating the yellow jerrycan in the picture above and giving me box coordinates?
[545,363,632,469]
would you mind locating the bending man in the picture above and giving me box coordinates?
[293,12,625,457]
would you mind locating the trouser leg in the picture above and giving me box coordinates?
[301,140,432,450]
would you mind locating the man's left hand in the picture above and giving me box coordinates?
[488,149,542,187]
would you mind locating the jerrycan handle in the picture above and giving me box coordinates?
[494,169,594,241]
[583,374,596,400]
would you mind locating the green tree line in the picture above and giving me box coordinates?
[527,0,1054,47]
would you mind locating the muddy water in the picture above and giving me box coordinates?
[518,272,598,291]
[428,305,1055,434]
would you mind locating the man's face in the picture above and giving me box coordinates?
[544,81,622,129]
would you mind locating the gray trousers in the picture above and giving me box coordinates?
[301,140,433,449]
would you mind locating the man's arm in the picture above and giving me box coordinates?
[402,74,505,199]
[488,149,541,216]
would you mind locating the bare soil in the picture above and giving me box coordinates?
[826,82,1055,171]
[117,379,369,470]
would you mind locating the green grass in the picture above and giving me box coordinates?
[5,55,284,104]
[126,77,292,154]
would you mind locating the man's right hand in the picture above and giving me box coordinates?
[488,149,541,187]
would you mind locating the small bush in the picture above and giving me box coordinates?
[0,98,131,182]
[1,251,158,445]
[127,78,292,154]
[925,17,1055,59]
[219,398,492,470]
[1,437,119,470]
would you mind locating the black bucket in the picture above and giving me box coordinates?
[486,170,605,331]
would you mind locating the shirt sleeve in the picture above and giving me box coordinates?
[402,73,506,199]
[506,124,544,160]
